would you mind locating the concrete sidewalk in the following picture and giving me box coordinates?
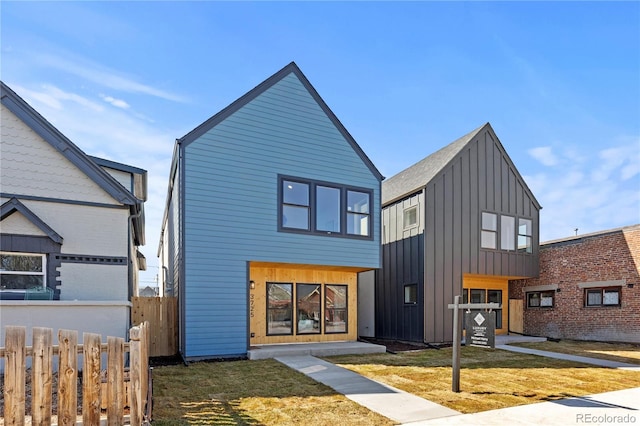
[275,355,460,424]
[497,344,640,371]
[404,387,640,425]
[276,343,640,425]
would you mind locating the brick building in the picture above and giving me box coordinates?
[510,224,640,343]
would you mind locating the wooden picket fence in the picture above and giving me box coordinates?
[1,322,151,425]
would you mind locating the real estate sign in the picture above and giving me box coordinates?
[464,310,496,349]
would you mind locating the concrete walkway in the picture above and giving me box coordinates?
[276,340,640,425]
[275,355,460,424]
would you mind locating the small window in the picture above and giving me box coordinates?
[267,283,293,335]
[585,287,621,307]
[404,284,417,304]
[500,215,515,251]
[0,252,46,291]
[527,291,554,308]
[481,212,497,249]
[403,206,418,229]
[470,289,485,303]
[325,284,348,333]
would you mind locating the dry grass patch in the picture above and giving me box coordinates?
[510,340,640,365]
[152,359,394,425]
[325,346,640,414]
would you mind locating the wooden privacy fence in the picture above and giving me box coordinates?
[132,297,177,357]
[2,322,151,425]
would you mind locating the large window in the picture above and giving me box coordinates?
[279,176,372,238]
[325,284,348,333]
[585,287,621,307]
[297,284,321,334]
[481,212,533,254]
[267,283,293,335]
[0,252,46,291]
[316,186,340,232]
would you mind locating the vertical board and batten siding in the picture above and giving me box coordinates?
[182,72,380,357]
[377,192,424,341]
[423,127,540,342]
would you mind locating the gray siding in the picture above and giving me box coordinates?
[377,193,424,341]
[182,72,381,357]
[423,127,539,342]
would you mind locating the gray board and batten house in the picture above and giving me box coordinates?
[376,122,542,344]
[158,62,383,360]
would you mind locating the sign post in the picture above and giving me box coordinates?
[447,297,500,393]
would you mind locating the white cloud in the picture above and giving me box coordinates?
[100,94,130,110]
[34,52,187,103]
[528,146,558,166]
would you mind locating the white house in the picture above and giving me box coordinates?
[0,81,147,350]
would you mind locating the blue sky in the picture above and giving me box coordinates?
[2,1,639,288]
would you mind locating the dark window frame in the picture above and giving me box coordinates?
[278,175,373,240]
[266,282,294,336]
[481,211,534,255]
[584,287,621,307]
[296,283,322,335]
[526,291,555,308]
[404,283,417,304]
[325,284,348,334]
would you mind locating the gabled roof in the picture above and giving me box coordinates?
[0,81,140,206]
[0,197,63,244]
[177,61,383,181]
[382,123,487,205]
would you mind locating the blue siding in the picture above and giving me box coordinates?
[182,72,381,357]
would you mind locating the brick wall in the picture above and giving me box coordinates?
[510,225,640,343]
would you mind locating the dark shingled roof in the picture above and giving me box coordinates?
[382,123,488,206]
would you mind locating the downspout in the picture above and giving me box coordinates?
[128,207,143,301]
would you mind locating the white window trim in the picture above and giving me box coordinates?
[0,251,47,291]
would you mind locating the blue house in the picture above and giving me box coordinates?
[159,62,383,360]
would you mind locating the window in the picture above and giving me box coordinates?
[0,252,46,291]
[470,289,485,303]
[481,212,497,249]
[404,284,417,304]
[347,190,370,236]
[282,181,309,230]
[481,212,533,254]
[279,176,372,238]
[518,218,533,253]
[316,186,341,233]
[585,287,621,307]
[487,290,503,329]
[403,206,418,229]
[297,284,321,334]
[527,291,554,308]
[500,215,515,251]
[325,284,347,333]
[267,283,293,335]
